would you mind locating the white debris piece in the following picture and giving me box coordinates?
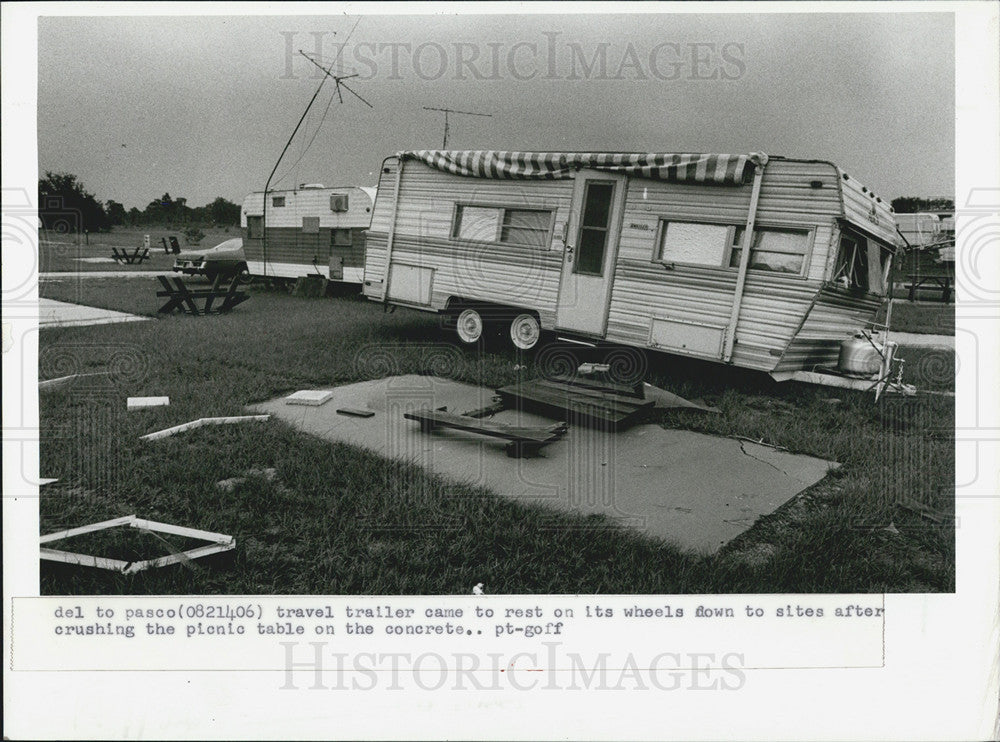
[285,389,335,406]
[472,583,484,595]
[140,415,270,441]
[127,396,170,410]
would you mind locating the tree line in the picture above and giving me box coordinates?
[890,197,954,214]
[38,171,241,233]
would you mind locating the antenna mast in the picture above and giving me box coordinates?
[422,106,493,148]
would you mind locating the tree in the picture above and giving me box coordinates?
[209,197,241,226]
[38,172,110,233]
[105,199,127,226]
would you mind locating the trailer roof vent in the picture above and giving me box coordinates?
[299,183,325,189]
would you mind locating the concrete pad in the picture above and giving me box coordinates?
[38,298,149,328]
[75,257,118,263]
[253,375,837,554]
[890,332,954,350]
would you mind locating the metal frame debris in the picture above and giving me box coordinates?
[39,515,235,574]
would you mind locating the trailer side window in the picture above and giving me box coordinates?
[331,228,352,247]
[452,205,552,247]
[272,196,286,208]
[831,233,891,294]
[658,222,730,266]
[729,228,809,274]
[302,217,320,234]
[501,209,550,247]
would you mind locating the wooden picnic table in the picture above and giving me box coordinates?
[111,246,150,264]
[156,274,249,316]
[906,273,953,303]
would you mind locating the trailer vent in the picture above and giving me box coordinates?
[331,194,349,212]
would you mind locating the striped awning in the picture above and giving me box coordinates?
[399,150,760,185]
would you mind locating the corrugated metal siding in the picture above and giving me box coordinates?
[607,160,842,371]
[243,227,366,272]
[774,287,883,372]
[364,158,573,311]
[242,186,374,229]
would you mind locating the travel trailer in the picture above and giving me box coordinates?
[362,150,903,385]
[242,184,376,283]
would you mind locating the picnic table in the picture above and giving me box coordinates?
[111,246,150,264]
[156,274,249,316]
[907,273,953,303]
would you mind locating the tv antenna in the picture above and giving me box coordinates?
[300,52,374,108]
[422,106,493,148]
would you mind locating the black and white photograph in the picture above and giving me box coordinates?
[3,2,998,740]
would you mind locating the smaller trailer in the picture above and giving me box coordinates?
[241,184,376,283]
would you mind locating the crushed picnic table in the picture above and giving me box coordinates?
[111,246,150,264]
[156,274,249,316]
[404,408,568,458]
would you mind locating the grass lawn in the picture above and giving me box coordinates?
[39,227,238,273]
[875,300,955,335]
[36,278,955,595]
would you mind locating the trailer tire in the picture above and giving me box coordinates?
[509,313,541,350]
[455,307,485,345]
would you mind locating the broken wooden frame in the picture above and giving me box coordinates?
[140,414,270,441]
[40,515,235,574]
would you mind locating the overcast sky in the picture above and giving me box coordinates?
[37,11,954,210]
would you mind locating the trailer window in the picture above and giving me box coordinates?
[729,228,808,274]
[658,222,730,266]
[576,182,615,275]
[332,228,352,247]
[272,196,286,208]
[453,206,501,242]
[501,209,550,247]
[302,217,320,234]
[452,205,552,247]
[831,233,890,294]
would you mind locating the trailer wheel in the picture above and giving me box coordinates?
[509,313,541,350]
[455,307,484,344]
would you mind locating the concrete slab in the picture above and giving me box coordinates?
[75,257,118,264]
[252,375,837,554]
[890,332,954,350]
[38,298,149,328]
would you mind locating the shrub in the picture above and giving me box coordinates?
[183,227,205,245]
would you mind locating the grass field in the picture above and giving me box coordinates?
[39,227,238,273]
[36,277,955,595]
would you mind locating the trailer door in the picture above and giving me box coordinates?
[555,171,626,336]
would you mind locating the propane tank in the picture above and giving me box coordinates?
[838,333,883,376]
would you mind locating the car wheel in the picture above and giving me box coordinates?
[455,307,484,345]
[509,313,541,350]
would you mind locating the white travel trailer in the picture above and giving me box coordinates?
[242,184,376,283]
[362,150,903,383]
